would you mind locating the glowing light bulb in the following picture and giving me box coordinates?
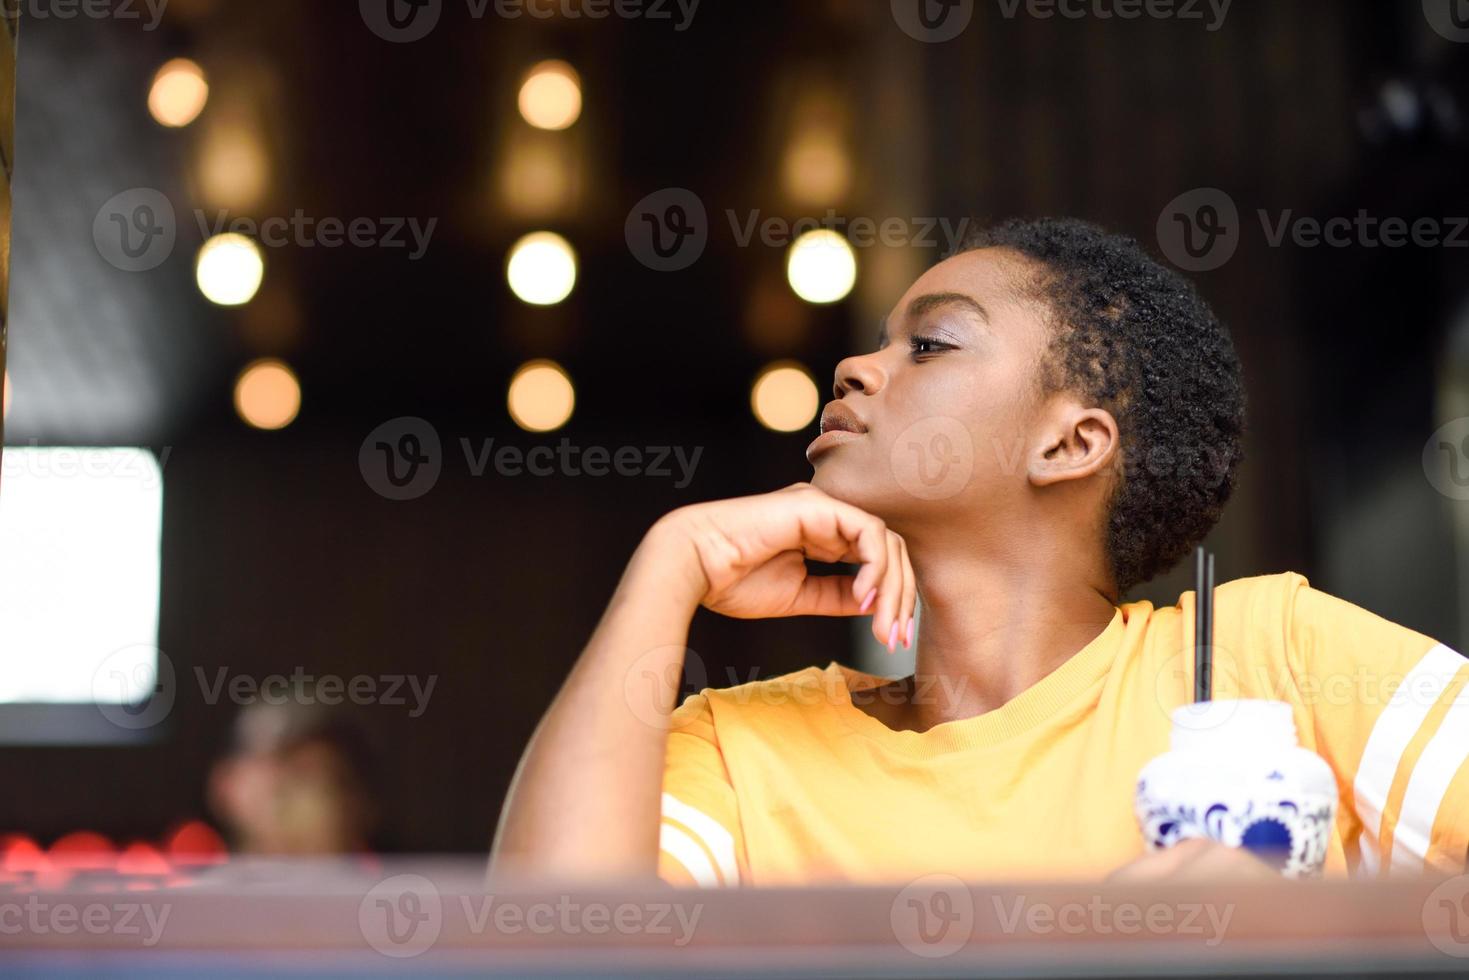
[782,129,852,206]
[507,360,575,432]
[751,362,819,432]
[518,60,582,131]
[148,58,209,128]
[506,231,577,306]
[196,233,265,306]
[786,229,857,304]
[233,359,300,431]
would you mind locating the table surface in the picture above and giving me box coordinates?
[2,858,1469,978]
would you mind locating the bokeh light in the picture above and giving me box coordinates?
[506,231,577,306]
[196,233,265,306]
[196,119,270,211]
[518,60,583,131]
[148,58,209,128]
[751,362,820,432]
[507,360,575,433]
[233,359,301,431]
[782,129,852,206]
[786,229,857,304]
[499,136,578,218]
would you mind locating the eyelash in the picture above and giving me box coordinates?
[909,335,952,357]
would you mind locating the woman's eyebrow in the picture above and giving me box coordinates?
[906,291,991,323]
[877,291,992,345]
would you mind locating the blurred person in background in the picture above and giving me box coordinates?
[208,690,380,856]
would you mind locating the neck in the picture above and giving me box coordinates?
[896,524,1117,732]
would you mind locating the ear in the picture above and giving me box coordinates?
[1027,399,1119,488]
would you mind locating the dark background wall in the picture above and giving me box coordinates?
[1,0,1466,851]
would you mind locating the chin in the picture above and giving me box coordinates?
[810,455,900,521]
[812,446,983,533]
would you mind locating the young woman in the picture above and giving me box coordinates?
[492,219,1469,885]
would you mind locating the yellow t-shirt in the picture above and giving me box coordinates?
[657,573,1469,885]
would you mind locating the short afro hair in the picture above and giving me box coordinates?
[950,217,1246,595]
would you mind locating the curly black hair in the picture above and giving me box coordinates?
[950,218,1246,595]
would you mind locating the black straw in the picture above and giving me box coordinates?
[1194,546,1214,703]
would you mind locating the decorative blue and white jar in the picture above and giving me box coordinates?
[1134,699,1339,878]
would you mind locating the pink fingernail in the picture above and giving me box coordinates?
[904,617,914,649]
[860,589,877,614]
[887,621,899,652]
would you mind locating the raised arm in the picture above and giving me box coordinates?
[490,484,916,882]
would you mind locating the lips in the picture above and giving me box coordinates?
[819,401,868,437]
[807,401,868,463]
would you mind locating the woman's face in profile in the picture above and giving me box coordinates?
[809,248,1054,532]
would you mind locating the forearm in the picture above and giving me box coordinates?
[491,520,705,881]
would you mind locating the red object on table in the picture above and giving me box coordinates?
[49,831,116,870]
[116,841,172,877]
[0,834,47,873]
[164,820,229,867]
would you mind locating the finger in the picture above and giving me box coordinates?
[800,535,851,564]
[897,534,916,648]
[781,489,893,615]
[1103,847,1181,884]
[817,504,888,606]
[778,489,880,569]
[875,531,904,651]
[1108,838,1209,882]
[1192,843,1279,881]
[786,574,864,617]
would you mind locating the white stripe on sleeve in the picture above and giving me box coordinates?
[1390,656,1469,869]
[661,792,739,885]
[1353,644,1466,871]
[659,822,720,888]
[1356,832,1381,877]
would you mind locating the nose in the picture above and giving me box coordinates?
[833,351,886,400]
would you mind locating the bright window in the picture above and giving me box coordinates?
[0,447,163,704]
